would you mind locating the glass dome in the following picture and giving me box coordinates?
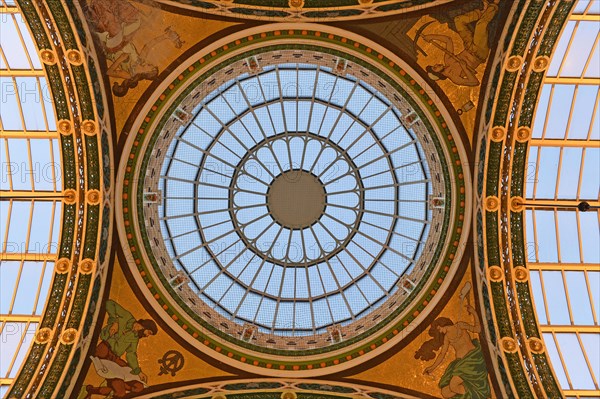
[122,34,464,371]
[157,63,433,335]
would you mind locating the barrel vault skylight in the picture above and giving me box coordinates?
[526,1,600,398]
[0,1,62,396]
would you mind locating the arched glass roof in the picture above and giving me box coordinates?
[158,63,433,336]
[0,1,62,396]
[527,1,600,397]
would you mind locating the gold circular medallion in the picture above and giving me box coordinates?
[81,120,97,136]
[55,258,71,274]
[289,0,304,8]
[63,189,78,205]
[513,266,528,282]
[35,327,53,344]
[58,120,73,135]
[79,258,96,274]
[488,266,503,282]
[533,56,550,72]
[87,189,101,205]
[516,126,531,143]
[491,126,505,142]
[60,328,78,345]
[501,337,518,353]
[506,55,523,72]
[66,49,83,65]
[510,196,524,212]
[528,337,544,354]
[485,196,500,212]
[40,49,56,65]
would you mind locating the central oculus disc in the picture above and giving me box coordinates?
[267,170,326,229]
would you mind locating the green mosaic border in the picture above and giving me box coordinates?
[121,29,467,370]
[159,0,439,21]
[148,380,407,399]
[479,1,574,398]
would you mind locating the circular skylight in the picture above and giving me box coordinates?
[157,63,433,335]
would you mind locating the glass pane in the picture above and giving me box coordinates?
[534,211,559,262]
[534,147,560,198]
[581,333,600,383]
[16,77,46,131]
[580,147,600,199]
[0,16,29,69]
[13,14,41,70]
[557,148,582,199]
[562,22,599,77]
[543,271,570,324]
[530,271,548,324]
[565,271,594,325]
[548,85,576,139]
[548,21,575,76]
[556,333,596,389]
[543,333,570,388]
[0,77,23,130]
[532,85,551,139]
[557,211,580,262]
[568,85,599,140]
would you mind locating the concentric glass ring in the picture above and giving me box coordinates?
[157,63,433,335]
[228,132,366,267]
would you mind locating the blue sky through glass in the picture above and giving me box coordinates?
[526,0,600,394]
[157,63,434,335]
[0,3,61,395]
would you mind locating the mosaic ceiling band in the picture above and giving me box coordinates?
[153,0,456,22]
[131,378,430,399]
[2,0,594,398]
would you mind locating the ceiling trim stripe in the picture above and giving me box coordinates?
[152,0,454,22]
[134,378,429,399]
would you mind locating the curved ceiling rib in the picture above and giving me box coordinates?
[526,1,600,397]
[0,1,62,396]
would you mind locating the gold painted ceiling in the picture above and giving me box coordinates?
[1,1,598,399]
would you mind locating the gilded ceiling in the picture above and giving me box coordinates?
[1,1,597,399]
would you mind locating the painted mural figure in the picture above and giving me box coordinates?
[424,0,499,86]
[85,0,183,96]
[84,300,158,399]
[415,285,491,399]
